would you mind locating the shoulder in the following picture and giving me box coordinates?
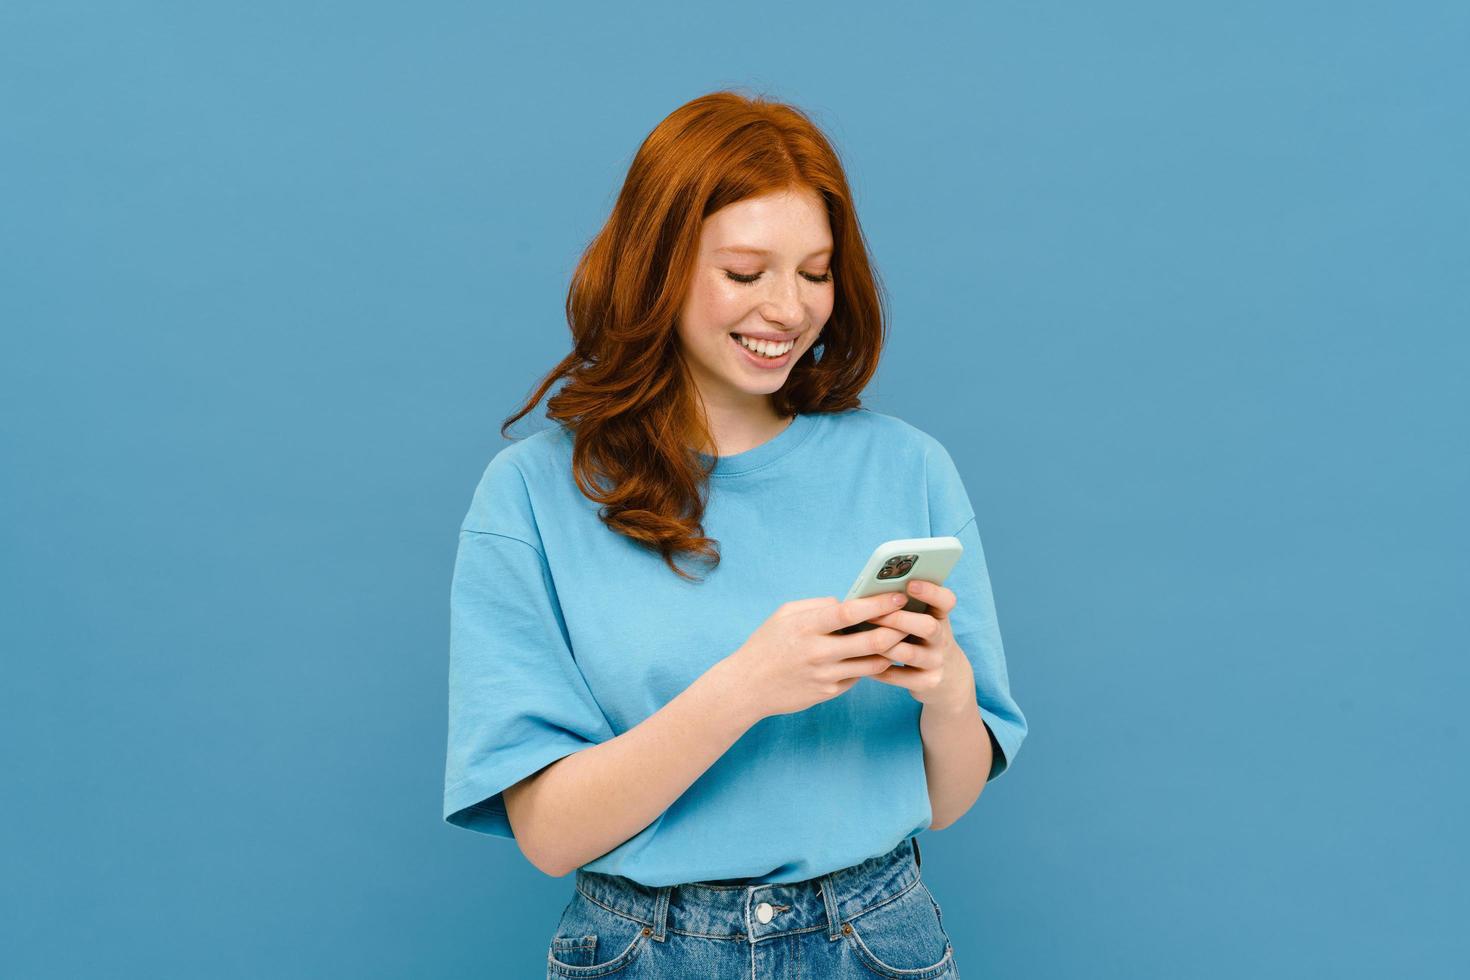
[818,406,946,459]
[460,423,573,537]
[488,422,574,480]
[823,409,970,505]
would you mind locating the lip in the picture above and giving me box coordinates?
[732,330,800,342]
[729,332,794,369]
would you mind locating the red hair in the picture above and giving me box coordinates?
[502,90,889,582]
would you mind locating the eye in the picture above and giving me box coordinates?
[725,271,833,285]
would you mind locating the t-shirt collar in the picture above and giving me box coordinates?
[698,412,817,477]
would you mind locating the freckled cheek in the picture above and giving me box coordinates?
[704,290,753,325]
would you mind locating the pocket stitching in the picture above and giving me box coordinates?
[845,927,954,980]
[547,926,649,977]
[552,935,596,951]
[843,883,955,980]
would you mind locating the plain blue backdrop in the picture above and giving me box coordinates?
[3,2,1466,977]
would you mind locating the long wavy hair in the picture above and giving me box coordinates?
[501,90,889,582]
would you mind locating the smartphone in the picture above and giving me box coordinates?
[831,535,964,637]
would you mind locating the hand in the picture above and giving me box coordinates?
[723,591,920,721]
[862,580,976,710]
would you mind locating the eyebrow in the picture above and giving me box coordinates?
[714,245,833,258]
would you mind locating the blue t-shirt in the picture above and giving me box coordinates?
[443,407,1027,886]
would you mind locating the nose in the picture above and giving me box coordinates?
[759,274,806,329]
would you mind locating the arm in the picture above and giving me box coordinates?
[915,444,1029,805]
[919,654,993,831]
[504,656,760,877]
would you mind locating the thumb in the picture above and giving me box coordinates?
[777,596,840,616]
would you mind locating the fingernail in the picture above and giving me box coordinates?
[909,581,924,593]
[891,592,906,604]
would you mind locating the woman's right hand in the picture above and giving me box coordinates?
[723,592,915,720]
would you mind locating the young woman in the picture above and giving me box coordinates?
[443,90,1027,980]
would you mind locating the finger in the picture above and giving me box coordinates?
[868,623,945,668]
[876,642,945,670]
[905,580,955,619]
[777,596,840,619]
[823,591,911,633]
[867,664,925,688]
[864,609,940,641]
[836,653,903,681]
[830,624,909,660]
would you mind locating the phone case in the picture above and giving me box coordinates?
[832,535,964,635]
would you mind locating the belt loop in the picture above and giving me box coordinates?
[651,885,672,941]
[820,872,843,939]
[913,835,922,871]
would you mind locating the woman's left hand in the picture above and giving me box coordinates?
[863,580,975,709]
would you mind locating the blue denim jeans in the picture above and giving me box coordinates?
[545,836,959,979]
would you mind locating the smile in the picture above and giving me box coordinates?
[731,333,796,357]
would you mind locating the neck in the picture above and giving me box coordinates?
[693,394,791,458]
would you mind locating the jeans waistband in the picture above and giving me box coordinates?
[570,836,924,942]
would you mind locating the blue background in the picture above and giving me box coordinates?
[3,2,1466,977]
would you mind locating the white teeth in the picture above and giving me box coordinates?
[734,334,795,357]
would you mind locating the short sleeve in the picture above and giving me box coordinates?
[925,440,1029,782]
[443,456,615,838]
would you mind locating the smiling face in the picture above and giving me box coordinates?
[674,186,836,419]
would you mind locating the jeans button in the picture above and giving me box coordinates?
[755,902,774,924]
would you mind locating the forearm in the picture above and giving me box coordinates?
[920,690,993,831]
[524,657,762,877]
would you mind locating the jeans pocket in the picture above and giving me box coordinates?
[550,934,598,967]
[921,881,956,949]
[843,878,955,980]
[546,890,651,978]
